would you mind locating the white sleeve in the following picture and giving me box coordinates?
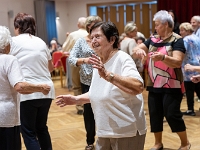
[6,57,24,87]
[121,56,143,84]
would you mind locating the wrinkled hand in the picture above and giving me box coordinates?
[134,48,146,63]
[150,52,164,61]
[89,54,108,79]
[56,95,77,107]
[184,64,194,72]
[191,74,200,83]
[41,84,51,95]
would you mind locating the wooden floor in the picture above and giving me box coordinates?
[22,77,200,150]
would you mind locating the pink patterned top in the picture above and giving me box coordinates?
[143,33,185,93]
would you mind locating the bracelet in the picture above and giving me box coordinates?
[82,58,85,64]
[161,55,165,61]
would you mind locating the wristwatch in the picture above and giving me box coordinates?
[108,73,114,82]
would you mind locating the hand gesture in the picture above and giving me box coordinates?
[184,64,194,72]
[89,54,108,79]
[191,74,200,83]
[134,48,146,63]
[41,84,51,95]
[56,95,77,107]
[150,52,165,61]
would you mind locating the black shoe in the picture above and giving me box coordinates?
[77,110,83,115]
[182,110,196,116]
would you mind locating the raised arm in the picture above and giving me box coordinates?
[184,64,200,72]
[132,43,148,63]
[150,50,184,68]
[68,38,92,67]
[105,72,144,95]
[89,54,144,96]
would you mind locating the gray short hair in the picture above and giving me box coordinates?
[0,26,11,53]
[192,16,200,23]
[78,17,87,29]
[153,10,174,29]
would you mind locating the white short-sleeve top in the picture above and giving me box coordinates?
[89,51,146,138]
[10,34,55,101]
[0,54,23,127]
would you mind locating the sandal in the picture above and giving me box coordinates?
[150,143,163,150]
[178,143,191,150]
[85,144,94,150]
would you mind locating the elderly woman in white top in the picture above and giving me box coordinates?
[0,26,50,150]
[56,22,146,150]
[10,13,55,150]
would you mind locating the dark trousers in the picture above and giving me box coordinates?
[20,99,52,150]
[0,126,21,150]
[81,83,96,145]
[148,91,186,132]
[184,81,200,111]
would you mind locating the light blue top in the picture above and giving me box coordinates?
[194,27,200,38]
[182,34,200,81]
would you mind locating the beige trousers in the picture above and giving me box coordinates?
[95,132,146,150]
[70,65,82,96]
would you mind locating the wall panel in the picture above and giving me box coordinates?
[118,6,125,34]
[87,1,157,39]
[142,4,150,37]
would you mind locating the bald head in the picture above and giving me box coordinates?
[77,17,86,29]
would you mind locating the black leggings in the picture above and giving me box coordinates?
[184,81,200,111]
[0,126,21,150]
[81,83,96,145]
[148,91,186,132]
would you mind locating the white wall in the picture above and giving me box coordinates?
[0,0,148,44]
[0,0,35,36]
[55,0,144,44]
[55,1,88,44]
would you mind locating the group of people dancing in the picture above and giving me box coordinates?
[1,9,200,150]
[57,10,200,150]
[0,13,54,150]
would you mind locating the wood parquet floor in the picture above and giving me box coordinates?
[22,77,200,150]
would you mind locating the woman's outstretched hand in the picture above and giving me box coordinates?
[56,95,77,107]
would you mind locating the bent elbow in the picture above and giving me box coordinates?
[14,83,23,93]
[171,63,182,68]
[130,84,144,95]
[137,84,144,94]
